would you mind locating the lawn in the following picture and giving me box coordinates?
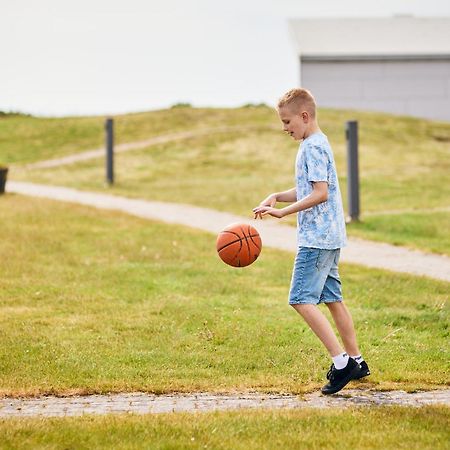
[1,195,448,397]
[4,106,450,255]
[1,406,449,449]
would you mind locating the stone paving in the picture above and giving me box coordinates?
[1,390,449,418]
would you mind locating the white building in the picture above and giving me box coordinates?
[288,17,450,121]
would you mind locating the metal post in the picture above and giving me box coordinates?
[105,118,114,185]
[346,120,360,222]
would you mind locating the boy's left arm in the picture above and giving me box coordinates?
[254,182,328,219]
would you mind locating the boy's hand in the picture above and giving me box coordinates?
[259,193,278,208]
[253,193,278,219]
[253,206,285,219]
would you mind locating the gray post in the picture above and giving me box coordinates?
[105,118,114,185]
[346,121,360,222]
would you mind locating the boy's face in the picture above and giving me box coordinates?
[278,106,308,141]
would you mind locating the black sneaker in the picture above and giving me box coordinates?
[352,360,370,380]
[325,360,370,381]
[321,358,361,395]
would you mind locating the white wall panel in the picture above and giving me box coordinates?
[301,59,450,121]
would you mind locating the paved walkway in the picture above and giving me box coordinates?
[1,390,449,418]
[7,181,450,282]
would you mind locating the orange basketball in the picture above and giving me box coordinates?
[216,223,262,267]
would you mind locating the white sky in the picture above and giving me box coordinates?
[1,0,449,116]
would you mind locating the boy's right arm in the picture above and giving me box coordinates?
[254,187,296,217]
[260,187,297,205]
[275,187,297,203]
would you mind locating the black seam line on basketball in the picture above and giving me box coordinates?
[240,225,252,261]
[216,231,242,252]
[217,237,244,253]
[248,235,261,251]
[222,230,259,239]
[218,237,243,264]
[247,225,261,251]
[217,233,260,252]
[222,231,241,238]
[231,239,243,265]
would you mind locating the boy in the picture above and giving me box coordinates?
[253,88,370,395]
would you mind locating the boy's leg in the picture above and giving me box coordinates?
[319,249,361,357]
[289,248,361,394]
[321,257,370,379]
[325,302,360,356]
[291,304,343,356]
[291,302,361,395]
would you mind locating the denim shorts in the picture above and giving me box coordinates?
[288,247,343,305]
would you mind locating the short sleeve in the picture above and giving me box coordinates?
[305,144,329,183]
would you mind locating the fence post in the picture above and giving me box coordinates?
[105,118,114,185]
[346,120,360,222]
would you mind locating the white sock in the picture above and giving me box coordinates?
[351,354,364,363]
[332,352,349,370]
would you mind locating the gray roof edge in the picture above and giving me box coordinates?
[300,54,450,61]
[287,16,450,23]
[287,17,450,55]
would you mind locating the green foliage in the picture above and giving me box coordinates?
[0,110,32,118]
[170,102,193,108]
[241,102,269,108]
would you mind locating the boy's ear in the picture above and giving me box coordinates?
[301,111,309,122]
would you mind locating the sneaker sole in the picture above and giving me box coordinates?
[353,370,371,380]
[321,365,361,395]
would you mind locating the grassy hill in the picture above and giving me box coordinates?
[2,105,450,255]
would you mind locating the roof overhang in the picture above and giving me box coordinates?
[289,17,450,58]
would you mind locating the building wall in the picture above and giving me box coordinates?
[300,58,450,121]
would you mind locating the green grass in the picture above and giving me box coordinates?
[347,212,450,255]
[1,407,449,450]
[0,195,448,397]
[5,106,450,255]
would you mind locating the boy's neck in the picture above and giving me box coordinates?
[303,122,321,140]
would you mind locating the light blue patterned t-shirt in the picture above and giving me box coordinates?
[295,132,347,249]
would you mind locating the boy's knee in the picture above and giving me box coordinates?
[290,303,315,314]
[326,300,344,310]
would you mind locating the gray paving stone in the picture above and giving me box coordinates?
[0,390,448,418]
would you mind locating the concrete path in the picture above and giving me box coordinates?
[7,181,450,282]
[1,390,448,418]
[25,125,277,169]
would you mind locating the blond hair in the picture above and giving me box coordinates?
[277,88,316,118]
